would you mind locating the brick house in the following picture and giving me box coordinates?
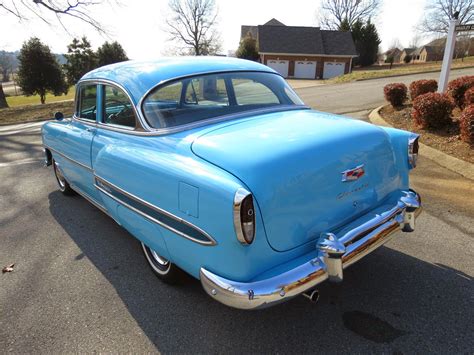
[412,46,444,62]
[240,19,357,79]
[399,48,416,63]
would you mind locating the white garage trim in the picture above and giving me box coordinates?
[323,62,345,79]
[294,61,317,79]
[266,59,289,77]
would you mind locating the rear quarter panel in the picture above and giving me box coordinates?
[91,129,304,281]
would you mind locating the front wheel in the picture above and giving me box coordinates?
[141,242,184,284]
[53,159,75,196]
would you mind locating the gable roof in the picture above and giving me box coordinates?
[258,25,324,54]
[264,18,286,26]
[257,25,356,56]
[402,48,416,55]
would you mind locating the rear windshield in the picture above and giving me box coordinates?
[141,72,304,129]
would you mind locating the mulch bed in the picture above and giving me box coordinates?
[380,104,474,164]
[0,100,74,125]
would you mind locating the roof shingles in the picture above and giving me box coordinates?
[245,21,356,57]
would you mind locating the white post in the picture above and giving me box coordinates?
[438,18,460,93]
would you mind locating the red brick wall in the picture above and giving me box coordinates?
[261,54,352,79]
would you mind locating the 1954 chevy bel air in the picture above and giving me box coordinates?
[42,57,421,309]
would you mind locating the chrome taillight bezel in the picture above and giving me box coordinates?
[408,133,420,168]
[233,188,256,245]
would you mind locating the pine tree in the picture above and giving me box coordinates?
[97,41,129,67]
[236,33,259,61]
[17,38,68,104]
[349,19,381,67]
[64,37,98,85]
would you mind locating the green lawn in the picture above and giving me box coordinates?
[327,56,474,84]
[6,86,75,107]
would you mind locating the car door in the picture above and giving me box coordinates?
[55,83,99,201]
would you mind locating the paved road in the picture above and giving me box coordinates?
[1,71,473,353]
[300,67,474,119]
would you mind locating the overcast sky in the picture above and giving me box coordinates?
[1,0,430,57]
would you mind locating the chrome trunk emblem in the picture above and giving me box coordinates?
[341,164,365,182]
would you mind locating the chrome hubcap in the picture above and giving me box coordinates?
[54,162,66,189]
[150,249,169,267]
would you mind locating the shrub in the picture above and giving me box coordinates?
[464,87,474,107]
[447,76,474,108]
[412,92,455,129]
[409,79,438,100]
[384,83,407,107]
[460,105,474,145]
[403,54,412,64]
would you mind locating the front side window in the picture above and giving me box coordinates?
[142,72,304,129]
[103,85,136,128]
[78,85,97,121]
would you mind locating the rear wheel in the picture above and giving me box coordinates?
[141,242,184,284]
[53,159,75,196]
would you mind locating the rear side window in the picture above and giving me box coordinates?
[77,85,97,121]
[103,85,136,128]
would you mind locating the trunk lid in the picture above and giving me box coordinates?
[191,109,402,251]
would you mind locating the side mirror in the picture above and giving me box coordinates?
[54,111,64,121]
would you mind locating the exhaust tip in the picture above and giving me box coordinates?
[303,289,320,303]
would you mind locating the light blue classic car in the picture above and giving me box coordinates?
[42,57,421,309]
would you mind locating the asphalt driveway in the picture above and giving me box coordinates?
[1,70,473,353]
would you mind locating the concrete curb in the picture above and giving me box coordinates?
[369,105,474,181]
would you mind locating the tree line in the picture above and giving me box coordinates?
[0,37,128,107]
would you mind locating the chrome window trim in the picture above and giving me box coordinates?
[74,78,148,133]
[94,175,217,246]
[44,144,92,171]
[76,72,308,136]
[137,70,308,135]
[233,187,255,245]
[139,105,310,136]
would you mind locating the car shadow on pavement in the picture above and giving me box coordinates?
[48,191,473,353]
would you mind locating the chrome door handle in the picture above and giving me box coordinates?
[86,127,96,133]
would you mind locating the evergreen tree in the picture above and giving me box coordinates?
[64,37,97,85]
[236,33,259,61]
[17,38,68,104]
[350,19,381,67]
[97,41,128,67]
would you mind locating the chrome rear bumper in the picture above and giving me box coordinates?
[200,190,421,309]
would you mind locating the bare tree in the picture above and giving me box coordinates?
[420,0,474,34]
[0,0,109,33]
[409,34,422,48]
[319,0,381,30]
[0,0,110,109]
[166,0,221,55]
[388,38,402,50]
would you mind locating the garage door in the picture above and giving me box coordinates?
[323,62,345,79]
[267,60,289,77]
[294,61,317,79]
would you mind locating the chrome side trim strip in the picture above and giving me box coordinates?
[69,183,111,218]
[94,175,216,246]
[44,145,92,171]
[200,190,421,309]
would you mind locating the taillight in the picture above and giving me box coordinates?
[234,188,255,245]
[408,134,420,169]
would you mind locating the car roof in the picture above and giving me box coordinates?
[80,56,276,104]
